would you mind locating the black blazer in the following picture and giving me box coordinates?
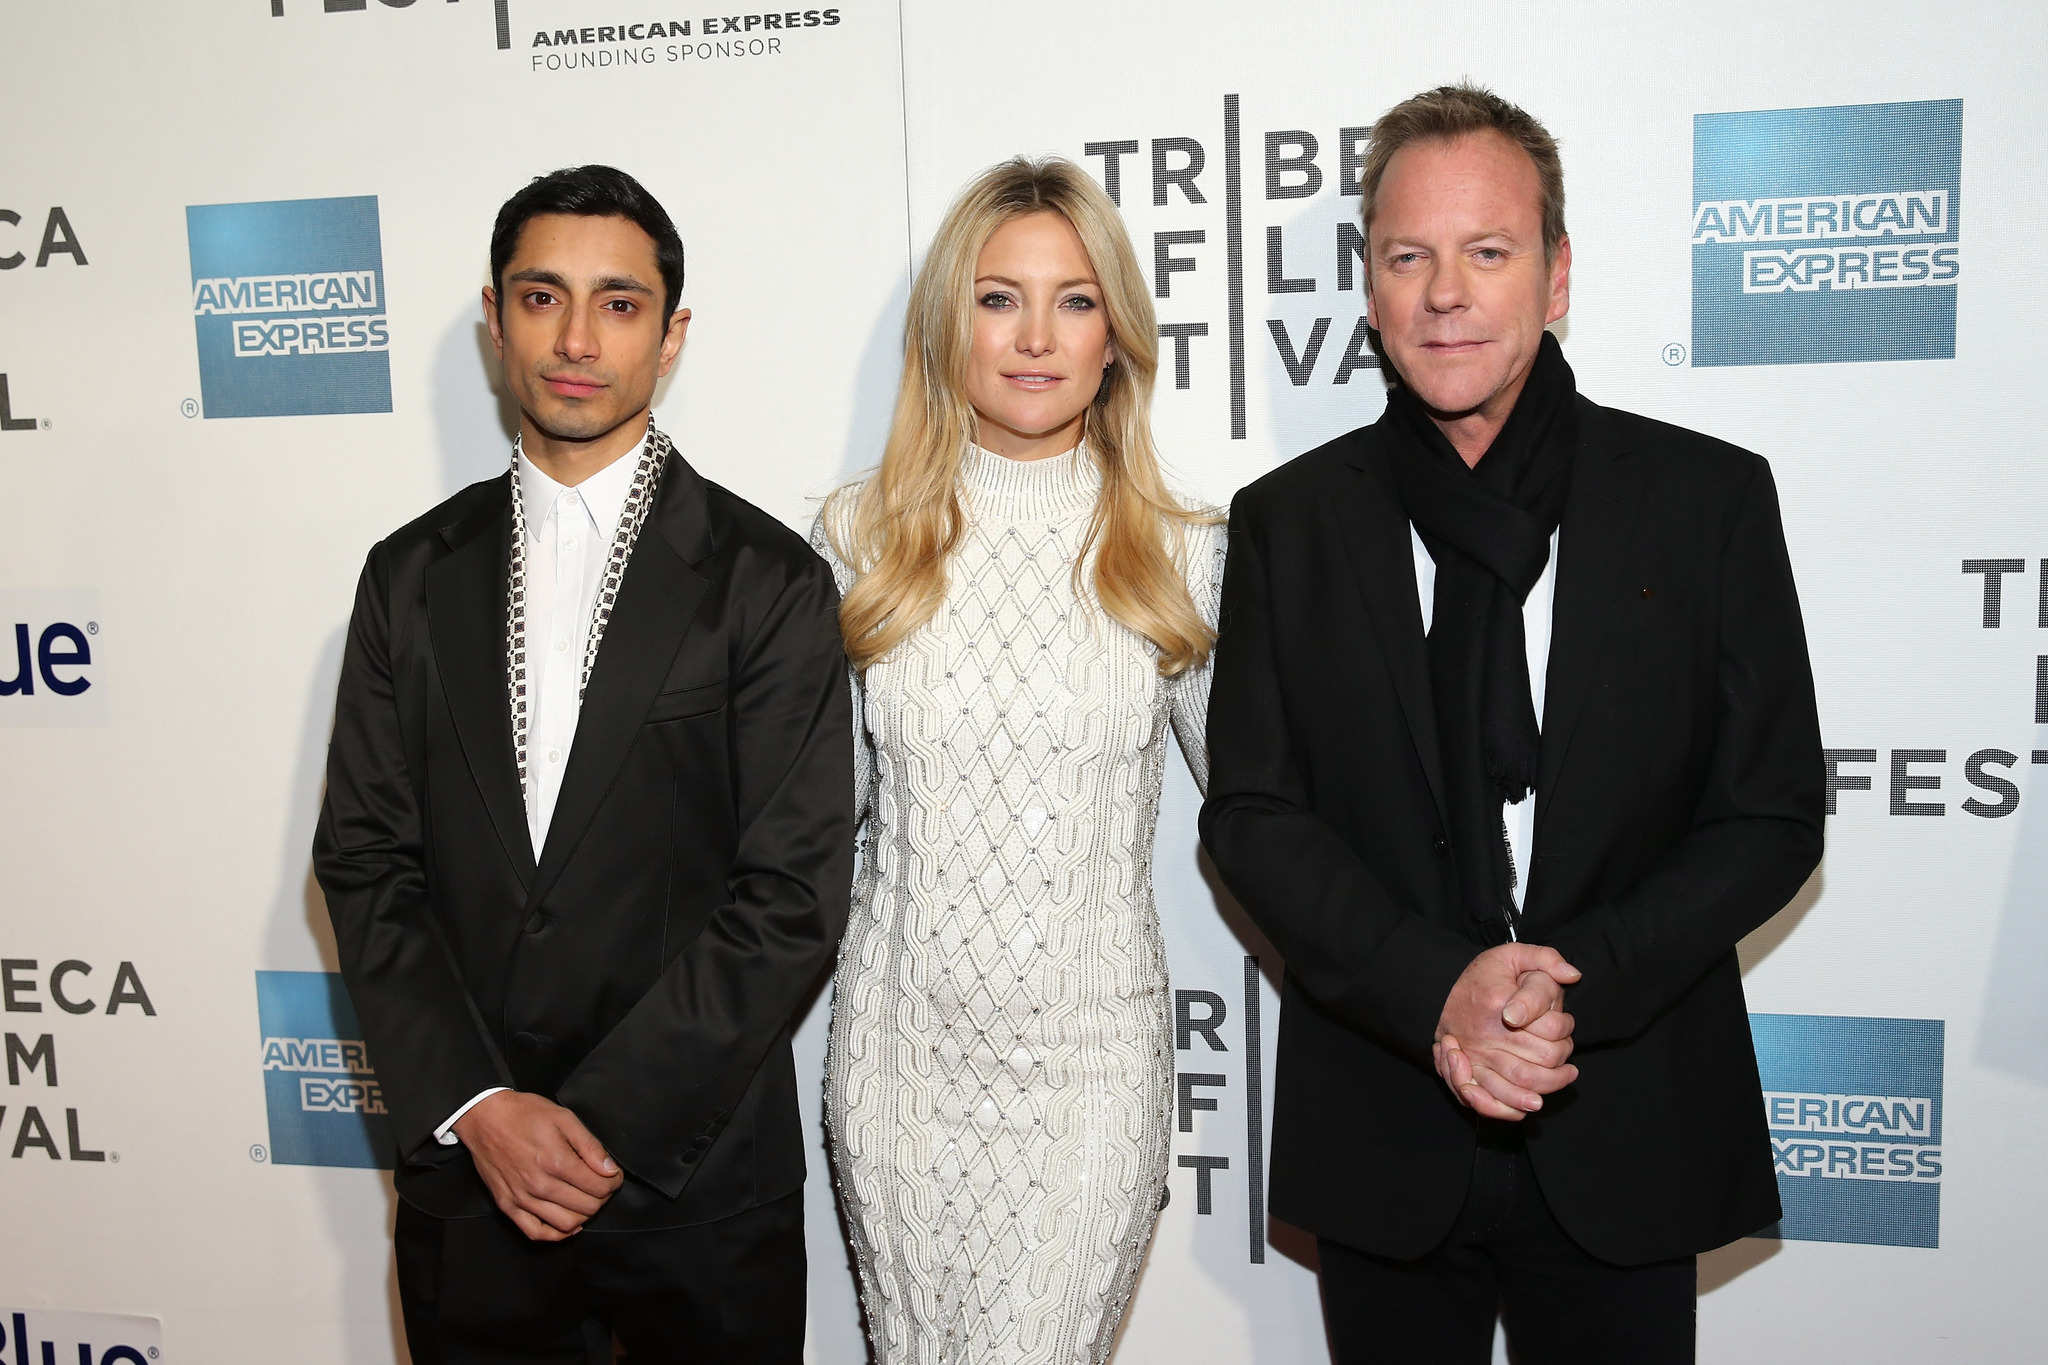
[1200,398,1824,1266]
[313,446,853,1228]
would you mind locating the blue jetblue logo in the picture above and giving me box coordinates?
[1692,100,1962,366]
[1,590,106,728]
[0,1309,159,1365]
[1750,1013,1943,1248]
[186,196,392,418]
[256,971,393,1169]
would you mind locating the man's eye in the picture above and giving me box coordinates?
[526,291,557,307]
[604,299,637,313]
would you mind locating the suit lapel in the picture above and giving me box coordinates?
[1535,399,1648,840]
[423,478,536,889]
[1338,427,1450,828]
[526,447,714,909]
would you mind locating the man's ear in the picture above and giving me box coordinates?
[657,308,692,378]
[1545,235,1572,326]
[482,287,505,359]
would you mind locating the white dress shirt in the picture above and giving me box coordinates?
[434,433,648,1146]
[515,440,644,855]
[1411,524,1559,918]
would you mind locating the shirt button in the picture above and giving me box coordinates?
[547,749,561,764]
[563,538,578,551]
[554,638,569,653]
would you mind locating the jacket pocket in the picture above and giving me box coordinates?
[644,678,729,723]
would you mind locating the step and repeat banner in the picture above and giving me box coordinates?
[3,2,2043,1361]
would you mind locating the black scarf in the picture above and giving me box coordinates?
[1384,332,1579,939]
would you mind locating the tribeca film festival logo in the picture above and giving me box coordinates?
[1824,557,2048,822]
[3,203,87,438]
[1749,1014,1943,1249]
[255,971,393,1169]
[0,1310,162,1365]
[0,590,107,729]
[185,196,391,420]
[1691,99,1963,367]
[3,954,156,1166]
[1169,959,1270,1263]
[266,1,849,75]
[1081,101,1383,440]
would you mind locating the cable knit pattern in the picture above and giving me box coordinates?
[814,445,1223,1365]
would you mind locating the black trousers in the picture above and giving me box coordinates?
[1320,1128,1695,1365]
[394,1191,805,1365]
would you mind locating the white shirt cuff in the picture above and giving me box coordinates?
[435,1087,511,1146]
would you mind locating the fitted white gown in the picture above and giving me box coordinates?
[815,445,1223,1365]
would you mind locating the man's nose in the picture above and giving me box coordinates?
[1424,259,1470,313]
[557,301,600,361]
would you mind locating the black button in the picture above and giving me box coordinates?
[522,912,549,934]
[692,1135,711,1150]
[512,1031,545,1052]
[680,1149,700,1165]
[1431,834,1450,858]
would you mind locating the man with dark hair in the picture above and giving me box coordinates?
[315,164,853,1362]
[1201,86,1824,1362]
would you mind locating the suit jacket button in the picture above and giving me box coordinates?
[680,1149,700,1164]
[523,912,548,934]
[1431,834,1450,858]
[693,1135,711,1150]
[512,1031,541,1051]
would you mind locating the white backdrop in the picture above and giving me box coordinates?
[4,2,2046,1361]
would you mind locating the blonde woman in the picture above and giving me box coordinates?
[814,157,1224,1365]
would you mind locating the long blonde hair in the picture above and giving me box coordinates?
[828,156,1216,675]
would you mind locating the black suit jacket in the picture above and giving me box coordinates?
[312,445,854,1228]
[1200,398,1824,1265]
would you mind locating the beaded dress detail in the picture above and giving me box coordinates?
[815,445,1224,1365]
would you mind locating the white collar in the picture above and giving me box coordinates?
[516,430,648,543]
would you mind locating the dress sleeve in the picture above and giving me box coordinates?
[1166,515,1229,797]
[809,496,876,835]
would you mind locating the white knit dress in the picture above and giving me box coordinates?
[815,445,1223,1365]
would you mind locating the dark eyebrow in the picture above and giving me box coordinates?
[507,267,570,290]
[506,268,655,297]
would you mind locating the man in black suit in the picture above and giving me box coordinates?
[1200,86,1823,1363]
[313,165,852,1363]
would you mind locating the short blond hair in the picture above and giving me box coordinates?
[1358,83,1566,284]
